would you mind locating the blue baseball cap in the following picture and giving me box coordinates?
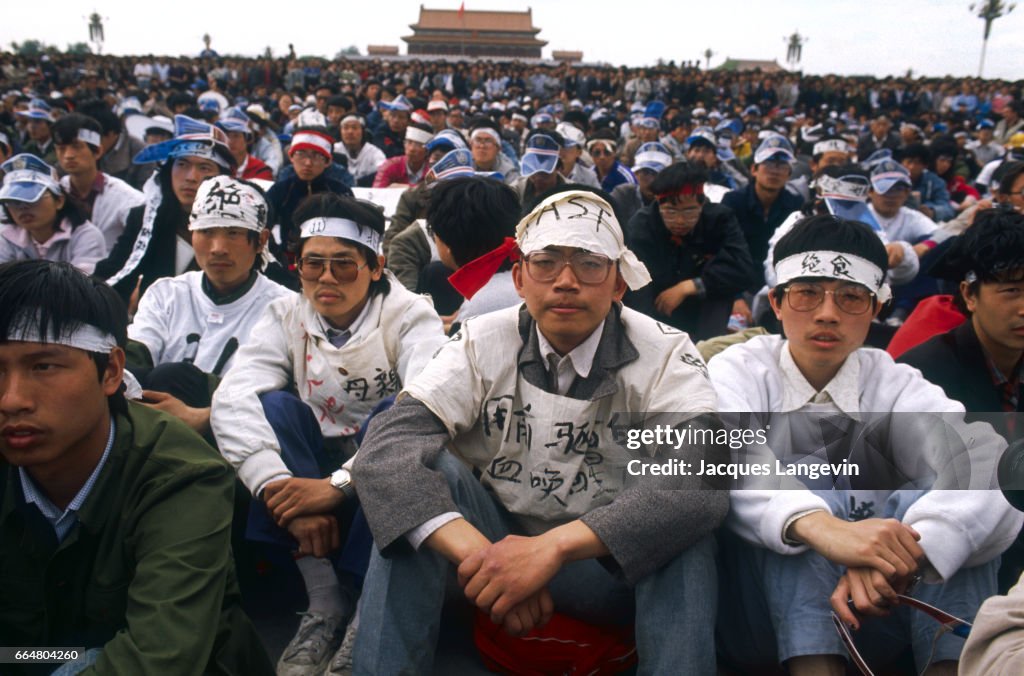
[687,126,717,148]
[753,135,795,164]
[0,154,61,203]
[427,148,475,182]
[16,98,54,123]
[380,95,413,112]
[870,159,912,194]
[217,106,253,135]
[521,134,562,177]
[133,115,234,169]
[425,129,468,153]
[633,142,673,174]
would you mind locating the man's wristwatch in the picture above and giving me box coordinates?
[329,468,356,500]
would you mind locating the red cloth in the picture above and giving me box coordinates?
[474,610,636,676]
[238,155,273,181]
[886,294,967,358]
[447,237,519,299]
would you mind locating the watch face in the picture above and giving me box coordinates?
[331,469,350,489]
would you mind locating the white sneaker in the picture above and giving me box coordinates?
[276,612,344,676]
[324,615,358,676]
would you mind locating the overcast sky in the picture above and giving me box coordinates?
[3,0,1023,80]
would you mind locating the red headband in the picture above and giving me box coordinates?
[655,183,704,202]
[447,237,520,300]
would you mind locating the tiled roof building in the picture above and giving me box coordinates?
[403,5,547,59]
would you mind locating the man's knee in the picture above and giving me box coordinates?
[259,390,317,430]
[143,361,212,407]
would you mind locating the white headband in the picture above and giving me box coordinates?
[405,127,434,146]
[6,312,118,353]
[813,139,851,156]
[340,114,364,126]
[470,127,501,145]
[299,217,382,253]
[586,138,616,153]
[78,129,102,147]
[775,250,892,303]
[814,174,871,201]
[516,190,651,291]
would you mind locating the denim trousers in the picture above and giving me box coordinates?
[354,450,719,675]
[717,489,997,671]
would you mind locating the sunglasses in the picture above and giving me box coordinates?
[833,594,972,676]
[297,256,367,282]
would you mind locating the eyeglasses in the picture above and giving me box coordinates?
[589,147,613,157]
[523,251,614,285]
[292,149,327,164]
[297,256,367,282]
[833,593,972,676]
[783,282,876,315]
[659,204,702,221]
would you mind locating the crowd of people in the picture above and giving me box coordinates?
[1,48,1024,676]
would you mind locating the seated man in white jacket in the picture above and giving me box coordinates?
[709,214,1022,676]
[210,191,445,676]
[53,113,145,254]
[127,176,293,434]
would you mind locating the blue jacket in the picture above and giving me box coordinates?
[913,170,954,223]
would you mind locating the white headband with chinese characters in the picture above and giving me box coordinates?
[775,250,892,303]
[299,217,382,253]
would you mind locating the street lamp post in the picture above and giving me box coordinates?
[970,0,1016,77]
[703,48,715,70]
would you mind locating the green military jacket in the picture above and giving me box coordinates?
[0,403,272,675]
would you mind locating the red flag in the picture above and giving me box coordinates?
[457,1,465,19]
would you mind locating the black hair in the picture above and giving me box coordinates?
[650,162,708,199]
[468,116,500,133]
[771,214,889,302]
[427,177,519,268]
[327,95,353,111]
[525,128,564,147]
[898,143,930,164]
[939,208,1024,315]
[589,127,618,143]
[1,184,89,230]
[52,113,103,151]
[995,161,1024,197]
[291,192,390,297]
[0,260,128,417]
[75,100,121,136]
[562,110,588,129]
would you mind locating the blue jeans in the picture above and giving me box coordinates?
[354,450,719,675]
[718,490,998,671]
[246,390,385,582]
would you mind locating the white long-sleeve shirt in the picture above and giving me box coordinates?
[210,272,445,496]
[708,334,1022,582]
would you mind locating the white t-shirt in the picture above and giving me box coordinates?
[129,270,293,375]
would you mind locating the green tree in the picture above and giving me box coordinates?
[13,39,47,57]
[67,42,93,55]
